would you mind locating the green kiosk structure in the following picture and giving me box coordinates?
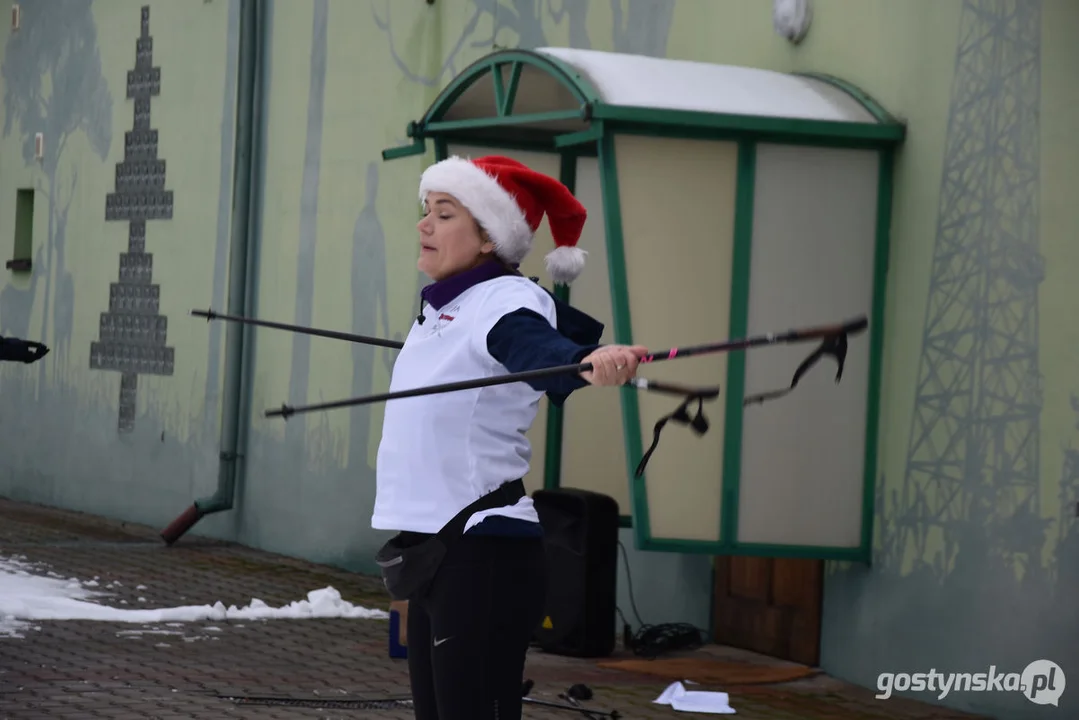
[383,47,906,565]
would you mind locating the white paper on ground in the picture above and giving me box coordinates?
[654,681,737,714]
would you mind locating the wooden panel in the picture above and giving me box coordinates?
[712,555,823,667]
[729,556,771,601]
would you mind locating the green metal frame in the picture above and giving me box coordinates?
[381,49,905,562]
[541,153,574,493]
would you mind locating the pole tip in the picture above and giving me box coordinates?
[266,404,293,420]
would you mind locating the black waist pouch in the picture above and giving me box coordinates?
[374,479,525,601]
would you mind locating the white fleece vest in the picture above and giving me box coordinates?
[371,276,557,534]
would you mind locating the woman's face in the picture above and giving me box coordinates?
[417,191,495,281]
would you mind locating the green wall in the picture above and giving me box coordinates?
[0,2,1076,718]
[0,0,235,522]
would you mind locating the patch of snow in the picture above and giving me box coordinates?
[0,618,30,639]
[116,629,184,637]
[0,554,388,638]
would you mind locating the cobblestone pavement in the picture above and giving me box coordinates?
[0,498,988,719]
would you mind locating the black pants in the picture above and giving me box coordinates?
[406,532,547,720]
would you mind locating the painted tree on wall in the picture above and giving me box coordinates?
[89,5,174,433]
[201,0,242,429]
[372,0,674,89]
[349,162,394,475]
[0,0,112,386]
[283,0,328,451]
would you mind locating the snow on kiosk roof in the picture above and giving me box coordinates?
[383,47,906,158]
[537,48,881,123]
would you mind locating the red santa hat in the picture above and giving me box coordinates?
[419,155,588,284]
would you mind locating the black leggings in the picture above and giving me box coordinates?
[406,532,547,720]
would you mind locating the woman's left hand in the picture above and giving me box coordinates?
[579,345,648,386]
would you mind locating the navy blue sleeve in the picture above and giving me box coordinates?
[486,308,600,407]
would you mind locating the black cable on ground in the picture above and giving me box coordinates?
[616,540,708,659]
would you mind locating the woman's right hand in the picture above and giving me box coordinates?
[579,345,649,386]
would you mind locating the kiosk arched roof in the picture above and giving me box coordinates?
[398,48,904,152]
[536,48,890,124]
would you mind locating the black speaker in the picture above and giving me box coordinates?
[532,487,619,658]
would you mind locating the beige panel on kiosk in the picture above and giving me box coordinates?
[737,143,878,548]
[443,144,561,496]
[614,135,738,542]
[557,156,630,512]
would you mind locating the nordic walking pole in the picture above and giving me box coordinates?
[191,308,404,350]
[264,315,868,419]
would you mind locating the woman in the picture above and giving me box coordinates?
[372,154,646,720]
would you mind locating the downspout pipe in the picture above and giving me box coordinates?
[162,0,265,545]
